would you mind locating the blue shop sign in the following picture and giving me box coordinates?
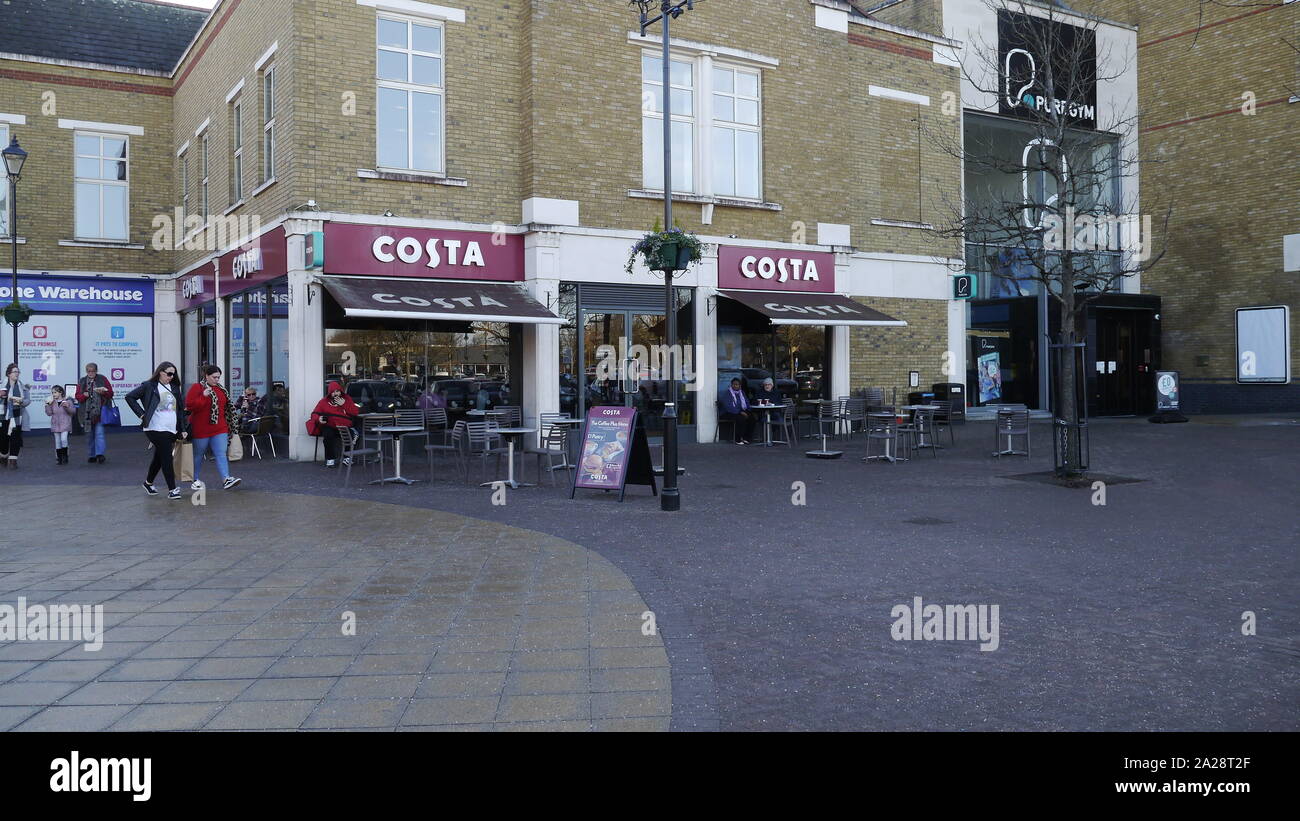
[0,275,154,314]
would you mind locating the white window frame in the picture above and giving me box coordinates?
[709,63,763,200]
[200,132,210,220]
[73,130,130,242]
[375,12,446,175]
[261,64,277,184]
[641,50,698,194]
[0,123,8,235]
[179,147,190,225]
[230,97,244,203]
[641,51,764,201]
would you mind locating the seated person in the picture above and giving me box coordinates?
[753,377,783,405]
[312,381,361,467]
[236,388,265,433]
[719,378,756,444]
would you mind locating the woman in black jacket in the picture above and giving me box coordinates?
[125,361,188,499]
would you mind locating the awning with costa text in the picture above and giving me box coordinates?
[719,290,907,327]
[320,277,565,325]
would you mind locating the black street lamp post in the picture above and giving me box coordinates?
[636,0,695,512]
[3,137,31,364]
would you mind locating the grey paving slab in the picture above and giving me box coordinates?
[111,702,224,731]
[13,704,134,732]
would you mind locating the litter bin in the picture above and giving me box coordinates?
[907,391,935,406]
[932,382,965,421]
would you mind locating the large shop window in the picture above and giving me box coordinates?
[74,132,129,241]
[376,14,445,174]
[642,52,763,199]
[224,280,289,433]
[557,283,695,433]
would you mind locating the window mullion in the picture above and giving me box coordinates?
[698,55,713,198]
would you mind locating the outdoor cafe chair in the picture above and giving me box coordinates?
[526,423,571,487]
[900,407,939,458]
[931,399,957,446]
[360,414,394,468]
[341,427,382,488]
[395,409,430,451]
[238,415,278,459]
[841,398,868,438]
[993,407,1031,457]
[864,414,904,463]
[426,420,467,482]
[424,407,450,444]
[493,405,523,427]
[817,399,843,440]
[465,421,509,484]
[770,401,796,447]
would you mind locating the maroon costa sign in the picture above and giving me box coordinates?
[178,228,288,310]
[717,245,834,293]
[323,223,523,281]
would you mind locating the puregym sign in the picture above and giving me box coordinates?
[717,246,834,293]
[997,10,1097,128]
[324,223,524,282]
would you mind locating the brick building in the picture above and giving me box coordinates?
[2,0,987,459]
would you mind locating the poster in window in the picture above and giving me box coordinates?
[978,352,1003,403]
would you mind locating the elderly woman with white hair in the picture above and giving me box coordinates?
[753,377,784,405]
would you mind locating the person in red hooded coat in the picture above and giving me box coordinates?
[312,381,360,467]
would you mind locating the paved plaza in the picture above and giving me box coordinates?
[0,414,1297,731]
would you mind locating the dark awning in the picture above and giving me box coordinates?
[719,290,907,327]
[320,277,564,325]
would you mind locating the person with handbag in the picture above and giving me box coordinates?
[184,364,241,491]
[126,362,189,500]
[44,385,75,465]
[311,381,360,467]
[0,363,31,469]
[75,362,114,463]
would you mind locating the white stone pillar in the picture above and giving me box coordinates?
[693,285,718,443]
[523,230,562,429]
[285,218,324,460]
[153,277,182,365]
[830,325,851,399]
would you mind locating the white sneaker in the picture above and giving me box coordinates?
[222,477,242,490]
[191,480,205,491]
[168,488,182,500]
[342,457,353,466]
[324,459,336,467]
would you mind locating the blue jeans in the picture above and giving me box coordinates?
[192,433,230,483]
[86,423,107,457]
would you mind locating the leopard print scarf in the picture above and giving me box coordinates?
[207,382,239,430]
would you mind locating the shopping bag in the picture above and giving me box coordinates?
[99,404,122,426]
[173,441,194,482]
[227,433,244,462]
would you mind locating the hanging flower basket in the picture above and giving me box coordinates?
[2,302,33,327]
[626,227,703,274]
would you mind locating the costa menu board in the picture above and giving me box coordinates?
[570,406,656,502]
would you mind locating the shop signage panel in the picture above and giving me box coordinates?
[0,275,153,314]
[570,406,656,502]
[177,228,289,310]
[3,315,79,431]
[717,246,835,293]
[997,9,1097,128]
[323,223,524,282]
[1155,371,1180,411]
[78,315,154,427]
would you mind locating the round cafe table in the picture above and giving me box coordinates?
[752,403,781,447]
[480,427,537,489]
[371,425,424,485]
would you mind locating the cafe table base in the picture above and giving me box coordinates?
[370,426,425,486]
[480,434,536,490]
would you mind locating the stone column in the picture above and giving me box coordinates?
[284,217,324,461]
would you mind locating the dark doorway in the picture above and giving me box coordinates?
[1090,306,1157,416]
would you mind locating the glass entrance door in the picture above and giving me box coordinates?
[1094,310,1137,415]
[577,308,694,434]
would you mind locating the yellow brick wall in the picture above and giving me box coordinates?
[848,295,950,399]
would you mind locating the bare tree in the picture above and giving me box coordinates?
[930,0,1170,479]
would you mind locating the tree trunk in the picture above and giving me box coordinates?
[1056,285,1085,479]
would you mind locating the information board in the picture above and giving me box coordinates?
[1155,371,1180,411]
[570,405,657,502]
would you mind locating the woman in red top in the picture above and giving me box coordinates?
[312,381,360,467]
[184,364,241,491]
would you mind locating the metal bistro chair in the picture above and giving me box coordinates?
[817,399,844,440]
[465,421,509,484]
[493,405,523,427]
[714,400,738,443]
[526,423,571,486]
[931,399,956,446]
[863,387,885,409]
[424,407,450,445]
[771,400,797,447]
[864,414,904,463]
[238,415,278,459]
[341,427,382,488]
[360,413,394,469]
[426,419,467,482]
[841,398,868,438]
[993,407,1031,457]
[900,407,939,458]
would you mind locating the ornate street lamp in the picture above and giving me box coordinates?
[634,0,696,512]
[3,137,32,360]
